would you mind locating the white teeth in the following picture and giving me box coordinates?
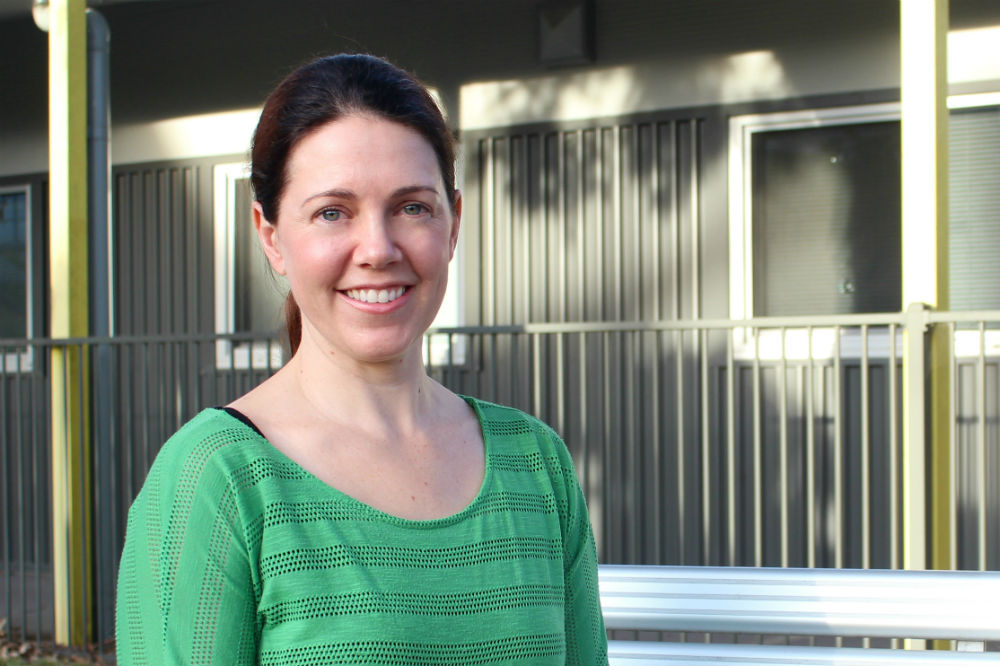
[347,287,406,304]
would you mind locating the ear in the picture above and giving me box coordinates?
[448,191,462,260]
[253,202,286,275]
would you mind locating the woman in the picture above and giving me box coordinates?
[115,54,608,666]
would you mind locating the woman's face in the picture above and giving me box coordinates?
[254,114,460,366]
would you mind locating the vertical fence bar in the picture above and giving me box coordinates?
[806,327,816,568]
[700,327,711,565]
[42,357,53,653]
[14,348,26,643]
[1,348,10,637]
[861,324,871,569]
[977,320,987,570]
[556,332,566,451]
[726,329,736,565]
[752,329,762,566]
[795,363,804,567]
[779,327,788,567]
[675,328,686,563]
[650,328,662,562]
[626,330,639,562]
[74,342,90,650]
[578,331,590,505]
[948,322,959,565]
[889,324,900,649]
[948,321,958,570]
[902,303,928,572]
[889,324,900,569]
[601,330,613,563]
[834,326,844,569]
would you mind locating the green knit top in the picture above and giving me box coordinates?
[115,396,608,665]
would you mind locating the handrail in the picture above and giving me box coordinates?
[3,309,999,346]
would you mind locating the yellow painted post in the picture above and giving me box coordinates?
[900,0,952,597]
[47,0,92,647]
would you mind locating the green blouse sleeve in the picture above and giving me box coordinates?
[544,427,609,666]
[116,423,259,666]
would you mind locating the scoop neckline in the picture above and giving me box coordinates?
[212,395,493,528]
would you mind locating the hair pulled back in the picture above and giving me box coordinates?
[250,54,457,355]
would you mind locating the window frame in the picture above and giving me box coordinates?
[212,162,283,370]
[727,102,901,324]
[727,93,1000,359]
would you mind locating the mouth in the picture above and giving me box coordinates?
[344,286,408,304]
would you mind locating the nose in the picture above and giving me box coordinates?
[353,215,402,269]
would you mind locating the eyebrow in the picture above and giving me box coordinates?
[301,184,440,207]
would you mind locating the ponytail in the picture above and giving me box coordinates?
[284,291,302,356]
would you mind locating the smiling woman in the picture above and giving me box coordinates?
[114,54,608,666]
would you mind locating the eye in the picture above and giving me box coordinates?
[319,208,342,222]
[401,203,430,216]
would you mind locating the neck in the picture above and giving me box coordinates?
[283,330,440,438]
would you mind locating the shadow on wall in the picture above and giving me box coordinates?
[460,48,794,131]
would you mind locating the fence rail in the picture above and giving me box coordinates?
[1,310,998,653]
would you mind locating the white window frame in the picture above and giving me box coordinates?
[728,93,1000,360]
[727,102,901,324]
[213,162,284,370]
[0,184,33,372]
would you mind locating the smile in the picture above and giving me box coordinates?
[345,286,408,304]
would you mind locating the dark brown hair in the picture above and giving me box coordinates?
[250,54,457,355]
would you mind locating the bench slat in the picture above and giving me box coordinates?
[607,641,1000,666]
[599,565,1000,642]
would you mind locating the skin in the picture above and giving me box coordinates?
[229,114,485,521]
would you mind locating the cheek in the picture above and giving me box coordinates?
[283,238,348,287]
[411,230,455,272]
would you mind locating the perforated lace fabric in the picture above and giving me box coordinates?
[115,397,608,666]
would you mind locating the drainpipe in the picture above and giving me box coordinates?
[88,9,111,339]
[87,7,117,645]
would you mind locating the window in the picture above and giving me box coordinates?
[751,122,901,316]
[949,100,1000,311]
[213,163,286,369]
[729,103,902,322]
[730,95,1000,357]
[0,186,33,371]
[0,187,29,338]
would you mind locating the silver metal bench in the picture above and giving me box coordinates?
[599,564,1000,665]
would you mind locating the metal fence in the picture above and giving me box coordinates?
[1,310,998,652]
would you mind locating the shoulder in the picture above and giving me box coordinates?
[464,395,576,479]
[151,408,264,475]
[465,396,563,444]
[135,408,277,509]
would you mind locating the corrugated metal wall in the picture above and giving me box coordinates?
[464,115,704,325]
[113,159,220,336]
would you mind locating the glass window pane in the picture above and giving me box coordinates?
[949,106,1000,311]
[751,122,901,316]
[0,190,27,338]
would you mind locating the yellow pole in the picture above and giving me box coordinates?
[900,0,951,582]
[48,0,92,647]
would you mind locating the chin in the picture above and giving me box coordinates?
[344,336,424,365]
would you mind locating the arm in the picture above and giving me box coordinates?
[116,430,258,665]
[537,424,608,666]
[562,476,609,666]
